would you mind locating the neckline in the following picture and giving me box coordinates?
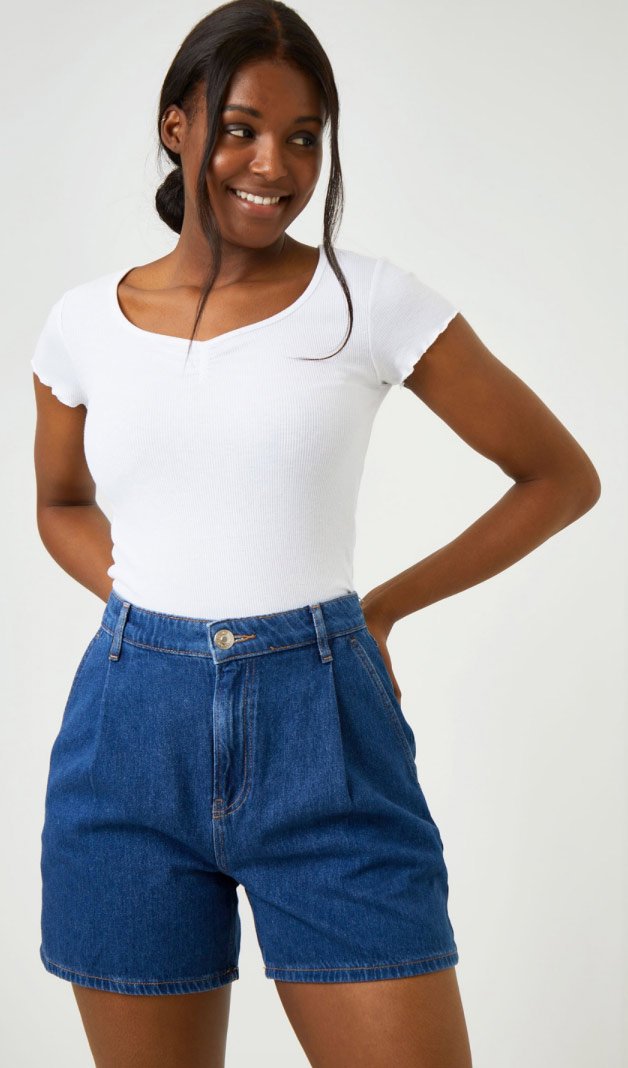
[111,243,327,349]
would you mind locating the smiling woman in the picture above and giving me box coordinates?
[149,28,341,363]
[30,0,601,1065]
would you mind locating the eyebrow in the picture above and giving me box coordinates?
[222,104,323,126]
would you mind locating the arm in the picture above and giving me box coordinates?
[32,374,114,603]
[361,312,602,699]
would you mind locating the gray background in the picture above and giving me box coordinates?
[4,0,626,1064]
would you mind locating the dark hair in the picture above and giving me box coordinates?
[155,0,353,362]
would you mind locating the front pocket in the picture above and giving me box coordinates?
[45,626,112,802]
[348,630,418,779]
[62,627,105,718]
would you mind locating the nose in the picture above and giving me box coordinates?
[249,135,289,183]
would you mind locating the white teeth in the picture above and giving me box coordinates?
[232,188,283,205]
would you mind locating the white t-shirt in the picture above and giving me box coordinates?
[31,244,458,618]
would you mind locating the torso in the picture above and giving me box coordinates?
[115,239,321,343]
[31,242,459,617]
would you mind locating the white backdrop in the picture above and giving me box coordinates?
[3,0,626,1064]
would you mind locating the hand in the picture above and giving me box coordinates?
[359,595,402,704]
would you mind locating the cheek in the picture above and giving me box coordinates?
[207,146,234,174]
[204,145,245,192]
[299,164,322,199]
[299,151,323,187]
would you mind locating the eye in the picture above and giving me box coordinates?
[222,125,318,148]
[292,133,318,148]
[224,125,252,139]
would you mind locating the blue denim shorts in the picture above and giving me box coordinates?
[40,588,458,995]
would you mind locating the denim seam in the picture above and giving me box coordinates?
[213,659,224,810]
[210,798,225,868]
[99,622,367,658]
[63,629,104,711]
[41,950,238,985]
[265,950,458,972]
[89,651,114,801]
[349,635,417,778]
[222,657,255,816]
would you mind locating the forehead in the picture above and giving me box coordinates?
[224,58,323,116]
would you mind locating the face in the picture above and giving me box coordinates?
[162,58,326,249]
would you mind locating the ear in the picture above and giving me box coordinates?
[160,105,188,155]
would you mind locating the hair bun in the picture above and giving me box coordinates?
[155,165,185,234]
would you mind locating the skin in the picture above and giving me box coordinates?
[32,55,601,1068]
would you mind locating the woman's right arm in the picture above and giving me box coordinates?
[32,374,114,603]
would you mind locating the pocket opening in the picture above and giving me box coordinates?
[348,630,418,779]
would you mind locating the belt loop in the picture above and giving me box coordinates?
[309,602,332,663]
[108,600,131,661]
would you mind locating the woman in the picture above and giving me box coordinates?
[31,2,601,1066]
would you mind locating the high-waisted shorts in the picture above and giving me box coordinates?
[40,588,459,995]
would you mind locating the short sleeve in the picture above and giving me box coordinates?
[30,293,87,408]
[368,256,459,387]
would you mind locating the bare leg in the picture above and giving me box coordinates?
[71,981,234,1068]
[274,966,472,1068]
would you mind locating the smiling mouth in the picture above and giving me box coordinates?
[227,186,292,206]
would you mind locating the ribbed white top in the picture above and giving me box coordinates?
[31,244,458,618]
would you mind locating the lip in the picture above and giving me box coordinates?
[227,186,292,216]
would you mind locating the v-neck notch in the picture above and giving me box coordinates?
[111,244,327,350]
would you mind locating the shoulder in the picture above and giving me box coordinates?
[39,267,121,349]
[327,246,425,298]
[328,244,379,278]
[329,245,455,314]
[56,267,119,317]
[321,246,382,311]
[363,250,460,387]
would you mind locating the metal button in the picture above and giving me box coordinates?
[214,628,235,649]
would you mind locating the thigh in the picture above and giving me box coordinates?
[274,967,473,1068]
[72,983,232,1068]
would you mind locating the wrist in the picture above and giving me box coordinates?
[359,589,398,638]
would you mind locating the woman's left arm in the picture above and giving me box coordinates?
[362,312,602,696]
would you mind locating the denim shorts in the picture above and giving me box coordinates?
[39,588,458,995]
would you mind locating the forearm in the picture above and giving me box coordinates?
[36,502,114,603]
[364,475,600,634]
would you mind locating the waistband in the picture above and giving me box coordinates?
[100,588,367,665]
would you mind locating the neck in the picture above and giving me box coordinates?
[164,225,291,288]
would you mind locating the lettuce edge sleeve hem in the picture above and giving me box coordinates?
[30,360,86,408]
[397,307,459,388]
[30,290,88,408]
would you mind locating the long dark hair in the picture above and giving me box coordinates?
[155,0,353,362]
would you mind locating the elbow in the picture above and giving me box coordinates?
[559,459,602,522]
[517,456,603,527]
[551,435,603,517]
[35,502,56,546]
[585,471,602,511]
[573,458,602,515]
